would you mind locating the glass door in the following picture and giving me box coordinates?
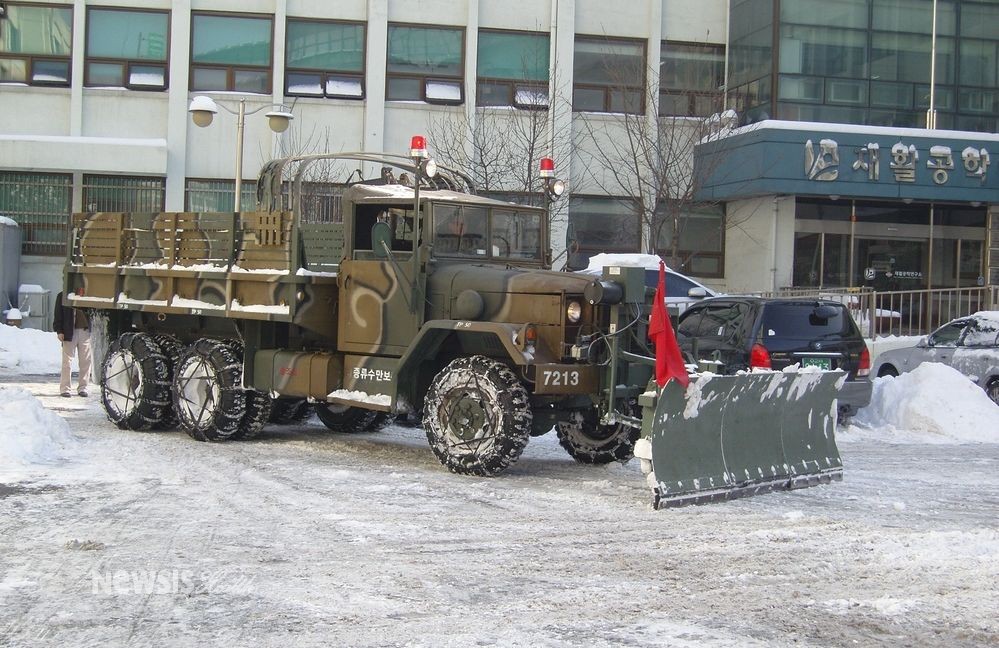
[855,237,928,290]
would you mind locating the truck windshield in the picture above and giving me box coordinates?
[433,203,542,261]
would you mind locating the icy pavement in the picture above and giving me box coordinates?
[1,375,997,648]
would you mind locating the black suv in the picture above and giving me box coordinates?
[676,297,872,419]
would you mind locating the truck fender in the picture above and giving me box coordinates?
[398,320,532,372]
[396,320,533,410]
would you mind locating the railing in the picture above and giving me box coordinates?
[761,285,997,338]
[859,286,996,338]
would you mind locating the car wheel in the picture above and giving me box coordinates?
[877,364,899,378]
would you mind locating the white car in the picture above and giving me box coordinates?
[577,253,717,311]
[872,311,999,405]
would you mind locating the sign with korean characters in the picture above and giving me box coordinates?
[805,139,990,186]
[693,122,999,204]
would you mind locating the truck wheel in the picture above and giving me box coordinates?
[151,334,184,430]
[218,340,272,440]
[172,339,246,442]
[369,412,395,431]
[231,389,273,440]
[556,405,639,464]
[423,355,532,476]
[290,401,315,423]
[315,404,380,433]
[269,398,309,424]
[100,333,172,431]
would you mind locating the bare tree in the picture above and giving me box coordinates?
[573,73,737,273]
[428,105,572,203]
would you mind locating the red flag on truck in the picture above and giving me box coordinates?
[647,261,690,389]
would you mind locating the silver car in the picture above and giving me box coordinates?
[873,311,999,405]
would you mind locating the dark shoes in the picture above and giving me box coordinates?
[61,392,72,398]
[78,390,88,397]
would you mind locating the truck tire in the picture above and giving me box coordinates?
[269,398,310,424]
[151,334,184,430]
[218,340,272,440]
[100,332,172,431]
[369,412,394,431]
[423,355,532,476]
[231,389,273,440]
[315,404,380,433]
[172,338,246,442]
[556,405,639,464]
[290,401,315,423]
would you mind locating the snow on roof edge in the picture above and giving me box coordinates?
[710,120,999,143]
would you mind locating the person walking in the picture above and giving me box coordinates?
[53,291,93,397]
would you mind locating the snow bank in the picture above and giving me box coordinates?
[0,387,79,468]
[847,363,999,444]
[0,324,70,374]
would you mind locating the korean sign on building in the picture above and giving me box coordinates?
[694,122,999,204]
[805,139,990,186]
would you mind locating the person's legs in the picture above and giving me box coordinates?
[60,337,75,395]
[76,328,93,393]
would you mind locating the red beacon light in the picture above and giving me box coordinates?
[539,157,555,178]
[410,135,428,159]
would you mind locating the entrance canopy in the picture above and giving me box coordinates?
[694,120,998,204]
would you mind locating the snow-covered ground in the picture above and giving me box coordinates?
[1,324,997,647]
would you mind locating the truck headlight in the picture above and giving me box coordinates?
[566,300,582,323]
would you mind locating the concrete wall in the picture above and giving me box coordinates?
[723,194,796,293]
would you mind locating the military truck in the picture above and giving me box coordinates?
[66,139,844,505]
[65,142,657,477]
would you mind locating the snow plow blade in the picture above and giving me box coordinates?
[636,371,844,509]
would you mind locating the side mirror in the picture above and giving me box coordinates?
[688,287,707,299]
[371,221,392,258]
[917,337,930,348]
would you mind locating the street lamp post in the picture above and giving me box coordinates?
[188,96,295,211]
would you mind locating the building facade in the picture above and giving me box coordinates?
[0,0,996,325]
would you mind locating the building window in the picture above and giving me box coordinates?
[654,203,725,278]
[386,24,463,104]
[0,171,72,256]
[573,37,646,114]
[566,196,641,270]
[659,42,725,117]
[0,3,73,87]
[185,179,258,212]
[476,30,549,108]
[82,175,165,212]
[286,19,364,99]
[191,13,273,93]
[85,8,169,90]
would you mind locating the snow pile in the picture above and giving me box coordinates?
[847,363,999,443]
[0,387,79,468]
[0,324,69,374]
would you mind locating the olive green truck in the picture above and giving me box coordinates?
[65,145,844,507]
